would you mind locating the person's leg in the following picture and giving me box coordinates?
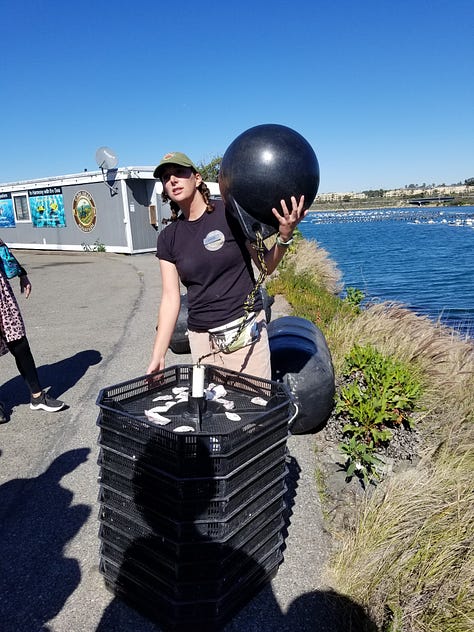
[6,336,65,412]
[6,336,41,394]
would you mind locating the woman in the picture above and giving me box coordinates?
[0,240,65,423]
[147,151,307,380]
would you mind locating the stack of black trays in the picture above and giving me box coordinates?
[96,364,292,631]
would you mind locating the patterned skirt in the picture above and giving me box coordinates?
[0,272,26,357]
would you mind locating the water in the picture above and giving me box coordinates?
[299,206,474,338]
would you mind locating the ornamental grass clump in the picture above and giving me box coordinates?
[331,443,474,632]
[273,238,474,631]
[327,301,474,632]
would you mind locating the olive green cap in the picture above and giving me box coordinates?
[153,152,198,178]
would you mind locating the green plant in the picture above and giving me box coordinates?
[337,345,421,433]
[82,239,106,252]
[344,286,365,310]
[336,345,422,483]
[196,155,221,182]
[337,384,395,444]
[339,437,384,487]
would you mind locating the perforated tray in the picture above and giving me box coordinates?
[98,474,287,541]
[98,502,285,565]
[96,365,292,476]
[99,459,287,521]
[100,540,283,627]
[99,529,283,600]
[98,439,288,500]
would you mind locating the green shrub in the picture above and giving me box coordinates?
[344,286,365,311]
[336,345,423,485]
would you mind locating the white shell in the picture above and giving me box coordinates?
[225,412,241,422]
[146,401,177,413]
[205,384,227,400]
[173,425,195,433]
[172,386,189,395]
[251,397,267,406]
[144,410,171,425]
[215,398,235,410]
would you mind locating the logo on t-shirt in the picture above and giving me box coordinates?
[203,230,225,251]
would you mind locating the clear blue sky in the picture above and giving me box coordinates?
[2,0,473,193]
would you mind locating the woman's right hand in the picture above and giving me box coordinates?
[147,355,166,375]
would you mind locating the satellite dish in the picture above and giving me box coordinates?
[95,146,118,171]
[95,146,119,196]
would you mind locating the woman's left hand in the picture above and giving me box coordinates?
[271,195,308,242]
[20,275,31,299]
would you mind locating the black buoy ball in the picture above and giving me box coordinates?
[219,124,320,230]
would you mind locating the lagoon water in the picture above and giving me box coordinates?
[299,206,474,338]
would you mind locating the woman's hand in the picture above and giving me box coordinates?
[146,355,166,375]
[250,194,308,275]
[20,275,31,299]
[271,195,308,242]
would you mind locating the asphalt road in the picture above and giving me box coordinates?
[0,250,363,632]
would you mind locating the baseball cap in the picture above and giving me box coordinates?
[153,152,198,178]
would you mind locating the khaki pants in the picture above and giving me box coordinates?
[187,310,272,380]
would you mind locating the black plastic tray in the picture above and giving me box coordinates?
[96,365,292,476]
[99,529,283,600]
[98,439,288,500]
[100,542,283,629]
[98,475,287,540]
[98,502,285,564]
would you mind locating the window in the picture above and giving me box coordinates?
[13,193,31,222]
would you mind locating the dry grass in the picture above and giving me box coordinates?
[331,446,473,632]
[326,302,474,631]
[266,238,350,329]
[276,237,343,295]
[280,241,474,631]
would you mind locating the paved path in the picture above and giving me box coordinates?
[0,250,336,632]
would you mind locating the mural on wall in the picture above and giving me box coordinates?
[29,188,66,227]
[0,193,15,228]
[72,190,97,232]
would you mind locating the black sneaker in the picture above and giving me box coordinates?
[0,401,7,423]
[30,391,65,412]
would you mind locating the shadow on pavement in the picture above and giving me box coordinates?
[96,571,377,632]
[0,448,91,632]
[0,348,102,409]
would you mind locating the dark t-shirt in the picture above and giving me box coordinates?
[156,204,262,332]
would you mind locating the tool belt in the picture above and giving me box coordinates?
[209,312,259,354]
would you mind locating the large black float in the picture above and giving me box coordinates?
[219,123,320,241]
[268,316,335,434]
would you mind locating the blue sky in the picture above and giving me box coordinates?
[1,0,472,193]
